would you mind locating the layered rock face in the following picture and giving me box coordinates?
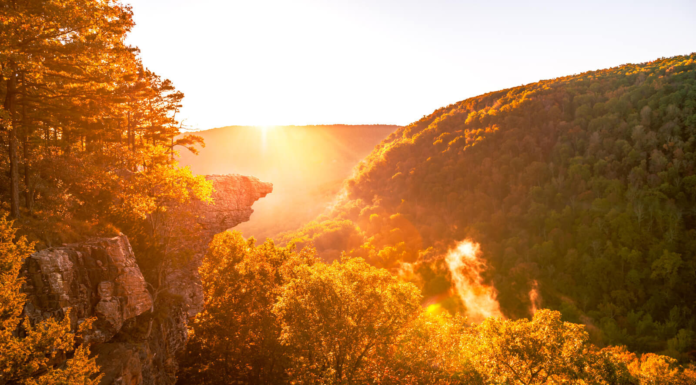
[167,175,273,317]
[24,235,152,343]
[193,174,273,239]
[23,235,155,384]
[21,174,272,385]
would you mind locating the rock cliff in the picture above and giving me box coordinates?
[24,235,153,344]
[167,175,273,317]
[193,174,274,239]
[21,174,272,385]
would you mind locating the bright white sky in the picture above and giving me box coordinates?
[125,0,696,129]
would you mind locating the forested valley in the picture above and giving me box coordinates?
[288,54,696,351]
[181,54,696,384]
[2,1,696,384]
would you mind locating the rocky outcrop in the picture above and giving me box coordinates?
[21,174,272,385]
[23,235,152,344]
[167,174,273,318]
[193,174,273,238]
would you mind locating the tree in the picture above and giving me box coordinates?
[177,233,696,384]
[1,0,205,238]
[273,257,422,384]
[111,145,213,311]
[374,311,483,385]
[282,54,696,351]
[0,0,135,218]
[466,309,635,385]
[0,213,101,384]
[602,346,696,385]
[178,231,316,385]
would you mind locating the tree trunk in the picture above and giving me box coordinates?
[22,124,32,211]
[63,128,70,155]
[21,73,33,212]
[127,112,135,153]
[4,71,20,218]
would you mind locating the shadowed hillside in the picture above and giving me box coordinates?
[177,125,399,240]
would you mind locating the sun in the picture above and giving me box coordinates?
[257,125,277,153]
[258,125,276,134]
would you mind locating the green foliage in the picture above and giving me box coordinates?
[287,54,696,357]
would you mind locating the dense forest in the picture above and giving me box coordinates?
[282,54,696,360]
[178,231,696,384]
[1,1,211,382]
[0,0,209,246]
[2,0,696,384]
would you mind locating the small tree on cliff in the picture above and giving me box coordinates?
[0,213,101,384]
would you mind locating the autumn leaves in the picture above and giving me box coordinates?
[177,231,696,384]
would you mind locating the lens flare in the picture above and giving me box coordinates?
[445,240,503,323]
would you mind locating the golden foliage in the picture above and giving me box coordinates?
[178,231,317,384]
[274,257,422,384]
[373,312,481,384]
[0,214,101,384]
[180,231,696,384]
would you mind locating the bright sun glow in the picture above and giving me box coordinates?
[257,126,276,153]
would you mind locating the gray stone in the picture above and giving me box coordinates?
[24,234,152,344]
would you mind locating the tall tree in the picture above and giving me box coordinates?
[0,0,134,217]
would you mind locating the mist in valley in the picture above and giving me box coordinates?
[177,125,399,241]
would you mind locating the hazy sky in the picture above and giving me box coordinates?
[125,0,696,129]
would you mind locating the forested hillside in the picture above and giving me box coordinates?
[284,54,696,359]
